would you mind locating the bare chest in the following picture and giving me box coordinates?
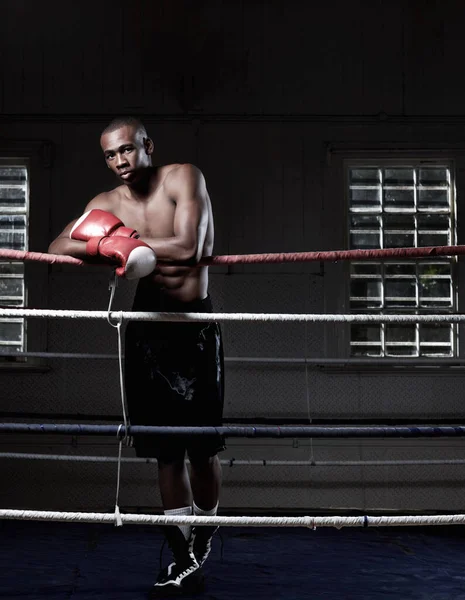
[117,193,176,239]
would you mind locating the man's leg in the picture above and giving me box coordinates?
[189,454,222,510]
[152,458,200,597]
[188,454,222,567]
[158,458,192,510]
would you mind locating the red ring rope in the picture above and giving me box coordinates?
[0,245,464,267]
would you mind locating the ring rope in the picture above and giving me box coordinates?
[2,452,465,468]
[2,423,465,437]
[1,509,465,528]
[0,309,464,324]
[1,243,465,267]
[3,351,465,366]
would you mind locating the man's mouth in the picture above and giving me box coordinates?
[119,170,133,179]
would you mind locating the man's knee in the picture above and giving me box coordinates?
[189,453,220,472]
[158,456,186,472]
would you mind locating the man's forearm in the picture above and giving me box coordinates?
[48,237,89,259]
[142,236,199,264]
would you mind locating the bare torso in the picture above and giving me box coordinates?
[96,164,214,303]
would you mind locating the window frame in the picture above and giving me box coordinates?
[345,158,458,359]
[0,140,53,370]
[0,159,30,357]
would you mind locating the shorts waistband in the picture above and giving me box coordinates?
[132,288,213,313]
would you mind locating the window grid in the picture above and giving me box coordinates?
[348,164,456,358]
[0,164,28,355]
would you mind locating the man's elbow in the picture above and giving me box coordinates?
[48,241,58,254]
[176,244,202,266]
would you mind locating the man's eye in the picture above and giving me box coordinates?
[124,148,133,153]
[106,154,114,160]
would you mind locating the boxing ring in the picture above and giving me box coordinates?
[2,244,465,598]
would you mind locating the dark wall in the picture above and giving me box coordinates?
[1,0,463,118]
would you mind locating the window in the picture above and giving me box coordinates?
[0,163,29,355]
[348,162,456,357]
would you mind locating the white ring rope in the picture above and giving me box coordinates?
[1,509,465,528]
[6,352,465,366]
[1,308,464,323]
[2,452,465,467]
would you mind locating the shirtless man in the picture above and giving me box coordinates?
[48,117,225,597]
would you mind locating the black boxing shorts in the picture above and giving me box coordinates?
[124,286,225,462]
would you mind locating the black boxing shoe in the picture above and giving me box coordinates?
[150,526,200,598]
[189,525,219,567]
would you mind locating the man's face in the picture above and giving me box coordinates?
[100,125,152,185]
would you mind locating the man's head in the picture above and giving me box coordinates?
[100,117,154,186]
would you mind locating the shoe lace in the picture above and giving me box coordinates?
[159,538,167,569]
[218,529,225,562]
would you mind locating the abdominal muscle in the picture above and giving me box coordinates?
[149,264,209,302]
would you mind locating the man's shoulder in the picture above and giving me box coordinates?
[85,188,124,211]
[162,163,203,186]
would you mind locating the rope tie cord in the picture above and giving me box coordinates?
[2,244,465,267]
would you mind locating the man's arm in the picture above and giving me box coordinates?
[141,164,209,264]
[48,193,114,258]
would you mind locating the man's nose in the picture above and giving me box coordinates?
[116,154,129,167]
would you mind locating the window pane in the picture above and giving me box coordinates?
[351,263,381,276]
[350,169,380,185]
[418,232,449,247]
[0,277,23,300]
[384,169,414,184]
[385,345,417,357]
[350,280,382,300]
[418,263,450,277]
[0,262,24,275]
[418,168,449,186]
[385,280,416,299]
[350,345,382,357]
[384,232,414,247]
[384,189,414,210]
[385,263,416,276]
[420,324,451,343]
[419,279,450,299]
[0,167,27,184]
[0,320,22,342]
[0,230,26,250]
[0,344,22,354]
[0,187,26,208]
[418,189,449,209]
[417,214,449,229]
[350,232,380,249]
[349,188,381,209]
[350,215,381,228]
[384,214,415,229]
[385,325,416,343]
[351,325,381,342]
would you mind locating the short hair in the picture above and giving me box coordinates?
[101,116,147,138]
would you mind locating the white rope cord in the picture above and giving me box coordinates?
[1,509,465,528]
[104,274,129,527]
[2,452,465,467]
[1,308,465,324]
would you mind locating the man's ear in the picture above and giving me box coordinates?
[144,137,154,155]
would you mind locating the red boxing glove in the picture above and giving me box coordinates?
[70,209,139,241]
[87,236,157,279]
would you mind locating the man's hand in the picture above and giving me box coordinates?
[87,236,157,279]
[70,209,139,241]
